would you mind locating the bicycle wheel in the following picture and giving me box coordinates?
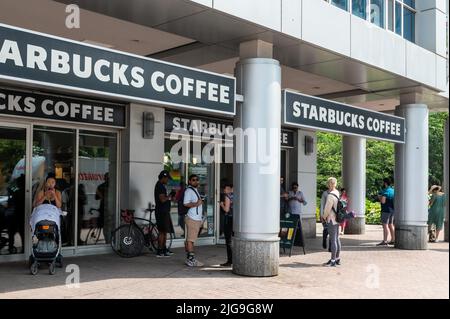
[111,224,144,258]
[149,225,174,251]
[149,224,159,251]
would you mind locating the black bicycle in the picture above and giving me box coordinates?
[110,206,174,258]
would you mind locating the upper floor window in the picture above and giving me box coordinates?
[370,0,385,28]
[352,0,367,20]
[323,0,416,43]
[331,0,348,11]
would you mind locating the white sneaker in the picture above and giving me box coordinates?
[185,258,204,267]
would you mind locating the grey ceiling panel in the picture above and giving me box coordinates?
[54,0,208,27]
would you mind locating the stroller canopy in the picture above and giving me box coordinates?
[30,204,62,233]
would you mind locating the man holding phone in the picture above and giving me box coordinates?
[288,182,307,216]
[183,174,204,267]
[154,170,175,257]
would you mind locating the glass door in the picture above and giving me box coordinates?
[32,126,76,247]
[0,123,31,259]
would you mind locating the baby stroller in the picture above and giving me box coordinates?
[29,204,64,275]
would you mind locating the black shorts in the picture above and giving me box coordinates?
[155,211,172,233]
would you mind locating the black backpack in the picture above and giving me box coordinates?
[329,193,348,223]
[178,186,200,216]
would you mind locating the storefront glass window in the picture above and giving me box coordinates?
[403,7,415,42]
[33,126,76,247]
[370,0,385,28]
[78,130,117,245]
[352,0,367,19]
[395,1,402,35]
[0,127,26,255]
[331,0,348,11]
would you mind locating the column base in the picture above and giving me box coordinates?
[300,217,317,238]
[395,224,428,250]
[344,217,365,235]
[444,221,449,242]
[232,237,279,277]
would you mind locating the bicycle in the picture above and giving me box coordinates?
[110,205,174,258]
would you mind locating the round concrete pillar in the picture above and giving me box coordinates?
[394,104,429,250]
[233,58,281,277]
[342,135,366,234]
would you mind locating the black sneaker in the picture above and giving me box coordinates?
[165,249,174,256]
[220,261,232,267]
[156,249,170,258]
[325,260,336,267]
[335,259,341,266]
[376,241,388,246]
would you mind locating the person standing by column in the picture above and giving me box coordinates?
[427,185,446,242]
[377,178,395,246]
[154,170,175,257]
[339,188,349,235]
[183,174,204,267]
[322,177,341,267]
[280,177,288,218]
[288,182,307,217]
[219,183,233,267]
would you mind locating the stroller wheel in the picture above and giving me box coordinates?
[30,262,38,275]
[49,262,56,275]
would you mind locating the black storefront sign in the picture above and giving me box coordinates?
[283,90,405,143]
[0,23,235,115]
[166,112,295,147]
[0,87,125,127]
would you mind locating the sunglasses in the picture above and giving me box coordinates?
[191,179,199,182]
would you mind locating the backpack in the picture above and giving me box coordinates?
[329,193,348,223]
[178,186,200,216]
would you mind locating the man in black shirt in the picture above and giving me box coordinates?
[154,170,175,257]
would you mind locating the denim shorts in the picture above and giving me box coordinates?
[381,212,394,224]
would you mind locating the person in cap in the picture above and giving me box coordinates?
[154,170,175,257]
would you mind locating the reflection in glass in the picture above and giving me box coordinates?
[395,1,402,35]
[78,131,117,245]
[33,126,75,247]
[0,127,26,255]
[387,0,394,31]
[331,0,348,11]
[352,0,367,19]
[370,0,385,28]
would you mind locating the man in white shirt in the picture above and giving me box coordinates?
[183,174,204,267]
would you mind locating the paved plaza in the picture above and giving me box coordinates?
[0,225,448,299]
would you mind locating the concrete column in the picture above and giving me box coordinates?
[342,136,366,234]
[394,96,429,250]
[444,118,449,242]
[233,40,281,277]
[297,129,317,238]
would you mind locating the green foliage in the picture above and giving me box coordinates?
[366,140,394,199]
[316,132,342,193]
[365,200,381,225]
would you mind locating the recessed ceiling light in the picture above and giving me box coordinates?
[312,86,321,89]
[379,103,385,106]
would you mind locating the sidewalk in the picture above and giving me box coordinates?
[0,224,448,299]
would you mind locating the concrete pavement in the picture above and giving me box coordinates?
[0,224,448,299]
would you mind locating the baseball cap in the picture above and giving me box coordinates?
[158,170,172,180]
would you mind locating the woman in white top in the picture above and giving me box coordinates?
[322,177,341,267]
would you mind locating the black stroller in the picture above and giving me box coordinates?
[29,219,63,275]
